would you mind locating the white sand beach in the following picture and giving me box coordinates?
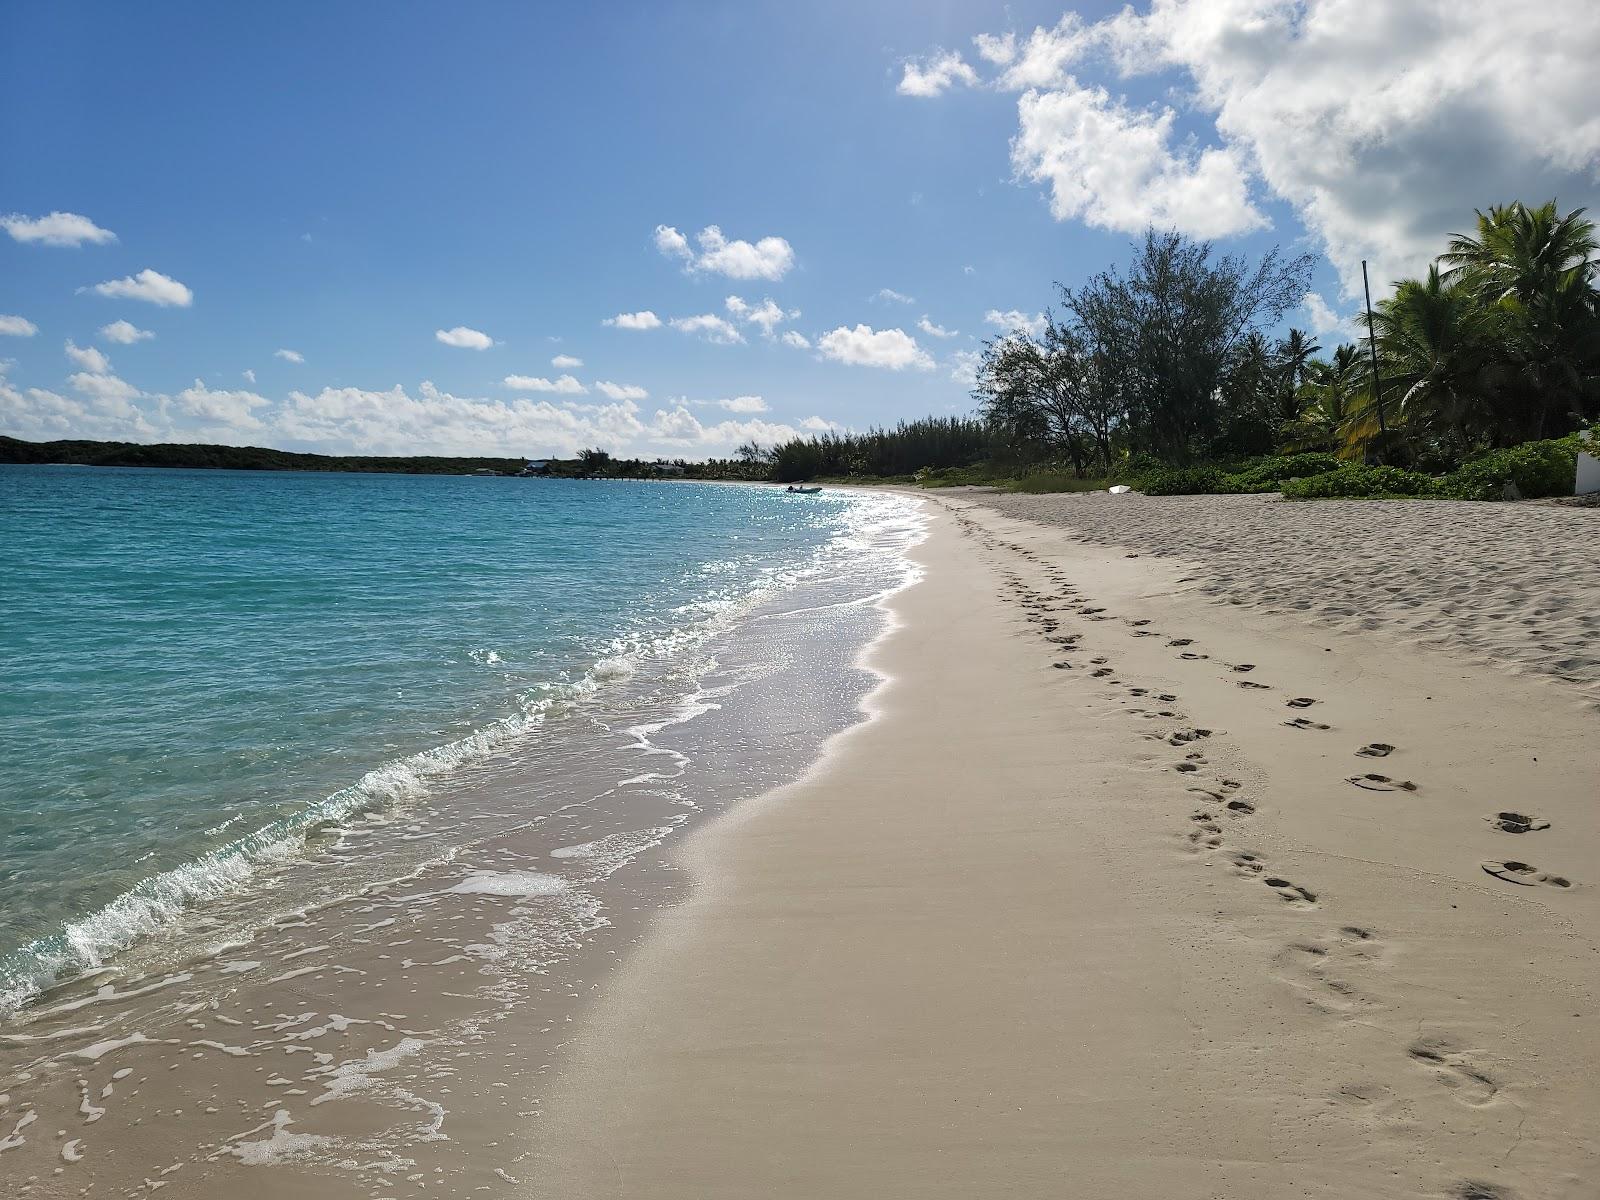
[527,493,1600,1199]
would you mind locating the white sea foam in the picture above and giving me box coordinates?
[226,1109,335,1166]
[591,655,636,681]
[68,1031,159,1061]
[445,871,569,897]
[309,1037,428,1107]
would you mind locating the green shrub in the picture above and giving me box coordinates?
[1119,451,1166,482]
[1281,465,1438,499]
[1139,466,1228,495]
[1134,453,1341,496]
[915,465,1001,488]
[1006,472,1114,494]
[1217,452,1343,493]
[1436,439,1579,500]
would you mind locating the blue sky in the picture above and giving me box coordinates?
[2,1,1595,457]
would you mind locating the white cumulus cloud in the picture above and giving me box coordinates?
[914,1,1600,295]
[504,374,587,395]
[992,15,1093,90]
[594,380,649,401]
[654,224,795,281]
[100,319,153,344]
[1300,292,1358,342]
[435,326,494,350]
[984,309,1048,338]
[68,369,141,405]
[817,324,934,370]
[872,288,915,304]
[603,310,662,330]
[275,348,305,364]
[949,349,984,385]
[173,381,270,432]
[2,211,117,247]
[725,295,797,337]
[65,340,111,374]
[897,49,979,97]
[89,268,193,307]
[1,362,156,442]
[670,313,745,345]
[0,315,38,337]
[0,354,836,460]
[1011,83,1266,239]
[780,330,811,350]
[551,354,583,368]
[918,316,957,338]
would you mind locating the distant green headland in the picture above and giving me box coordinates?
[0,436,759,481]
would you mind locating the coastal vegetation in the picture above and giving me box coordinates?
[764,200,1600,500]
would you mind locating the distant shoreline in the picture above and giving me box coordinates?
[0,434,525,476]
[0,434,766,482]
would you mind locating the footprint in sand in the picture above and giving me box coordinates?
[1284,717,1331,731]
[1407,1037,1499,1106]
[1264,877,1318,907]
[1356,743,1395,758]
[1225,798,1256,815]
[1484,812,1551,834]
[1092,667,1114,678]
[1286,697,1319,708]
[1156,693,1178,702]
[1227,850,1265,876]
[1168,638,1194,647]
[1232,663,1256,673]
[1180,652,1209,661]
[1481,860,1571,889]
[1237,680,1271,690]
[1275,940,1371,1013]
[1051,661,1073,670]
[1451,1182,1515,1200]
[1346,773,1418,792]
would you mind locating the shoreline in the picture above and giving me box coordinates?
[0,488,924,1196]
[525,495,1600,1197]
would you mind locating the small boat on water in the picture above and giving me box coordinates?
[785,484,822,495]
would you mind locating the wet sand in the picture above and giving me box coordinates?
[527,495,1600,1198]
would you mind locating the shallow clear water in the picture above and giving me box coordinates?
[0,466,918,1012]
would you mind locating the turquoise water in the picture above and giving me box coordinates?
[0,466,915,1013]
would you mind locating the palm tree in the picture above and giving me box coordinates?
[1273,328,1321,421]
[1371,267,1504,453]
[1441,201,1600,437]
[1441,201,1597,303]
[1283,344,1367,456]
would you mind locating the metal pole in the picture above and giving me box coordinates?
[1362,260,1387,435]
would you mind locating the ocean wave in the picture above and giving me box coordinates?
[0,488,928,1019]
[0,652,651,1017]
